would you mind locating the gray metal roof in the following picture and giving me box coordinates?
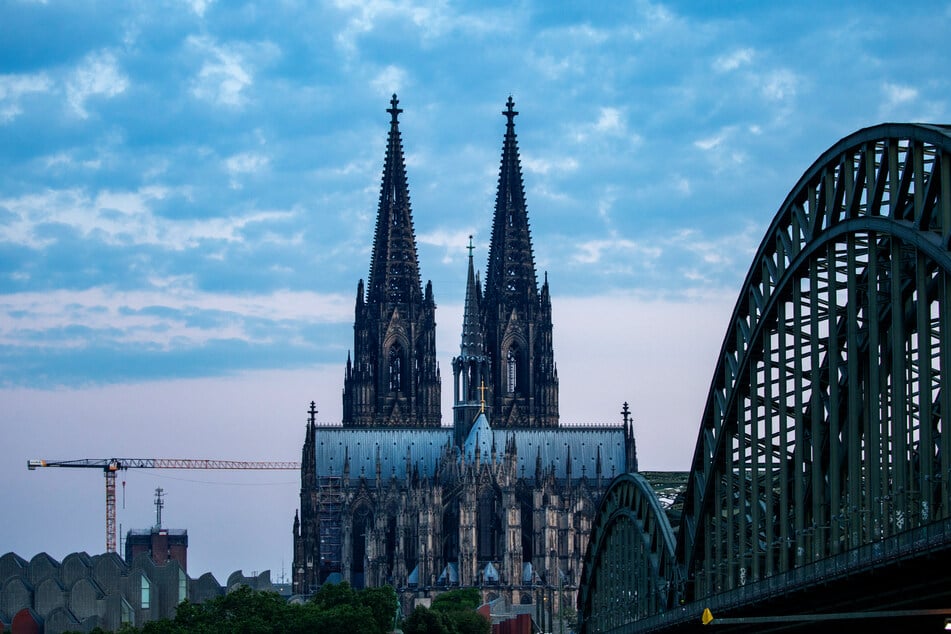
[314,428,452,479]
[313,421,626,481]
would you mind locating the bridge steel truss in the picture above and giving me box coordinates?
[579,123,951,632]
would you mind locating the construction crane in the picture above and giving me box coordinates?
[27,458,300,554]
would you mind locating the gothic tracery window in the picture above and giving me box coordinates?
[506,347,518,394]
[477,489,500,561]
[389,345,403,391]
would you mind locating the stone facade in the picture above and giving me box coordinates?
[292,97,638,618]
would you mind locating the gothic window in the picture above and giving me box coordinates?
[468,363,478,401]
[521,499,534,561]
[443,500,460,565]
[405,523,418,577]
[389,345,403,392]
[477,488,500,560]
[351,506,373,589]
[386,517,397,582]
[506,347,519,394]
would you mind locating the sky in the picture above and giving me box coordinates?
[2,0,949,586]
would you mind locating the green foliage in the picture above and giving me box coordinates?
[447,609,491,634]
[360,584,402,633]
[403,605,451,634]
[430,588,482,613]
[310,602,378,634]
[404,590,490,634]
[311,579,358,610]
[311,581,398,634]
[109,582,400,634]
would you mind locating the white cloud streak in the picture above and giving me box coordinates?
[0,188,294,250]
[66,51,128,118]
[188,36,254,108]
[713,48,754,73]
[0,286,352,349]
[0,73,53,123]
[370,65,408,97]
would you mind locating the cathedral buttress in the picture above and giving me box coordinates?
[343,94,441,428]
[483,97,559,428]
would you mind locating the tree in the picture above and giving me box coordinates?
[430,588,482,613]
[447,610,490,634]
[360,584,402,633]
[85,583,403,634]
[311,580,398,634]
[403,605,451,634]
[403,589,490,634]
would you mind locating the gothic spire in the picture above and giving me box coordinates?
[484,96,538,308]
[479,97,558,428]
[366,94,423,307]
[460,235,484,357]
[342,95,441,428]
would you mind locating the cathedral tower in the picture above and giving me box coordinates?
[482,97,559,428]
[342,95,441,427]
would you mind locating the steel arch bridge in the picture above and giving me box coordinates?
[579,123,951,633]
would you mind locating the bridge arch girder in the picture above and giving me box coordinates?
[677,122,951,602]
[577,473,681,632]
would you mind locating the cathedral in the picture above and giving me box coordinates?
[291,96,636,611]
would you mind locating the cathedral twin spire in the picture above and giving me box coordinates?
[345,94,558,432]
[366,95,423,307]
[484,97,538,310]
[480,96,558,429]
[343,95,440,428]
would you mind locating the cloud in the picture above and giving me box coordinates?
[593,107,624,135]
[521,155,579,175]
[188,36,254,108]
[417,227,477,264]
[883,82,917,107]
[694,134,723,151]
[0,188,293,251]
[571,236,662,266]
[0,285,352,349]
[0,73,53,123]
[760,68,798,101]
[187,0,214,17]
[66,51,128,118]
[225,152,270,189]
[692,127,747,170]
[571,107,638,145]
[370,65,408,98]
[668,225,760,284]
[331,0,506,54]
[713,48,754,73]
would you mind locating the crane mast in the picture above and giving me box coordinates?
[27,458,300,553]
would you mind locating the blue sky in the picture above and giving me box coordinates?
[2,0,949,584]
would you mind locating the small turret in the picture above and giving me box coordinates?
[622,402,638,473]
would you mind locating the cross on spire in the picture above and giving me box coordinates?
[387,94,402,123]
[467,234,474,257]
[503,96,518,126]
[478,381,488,413]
